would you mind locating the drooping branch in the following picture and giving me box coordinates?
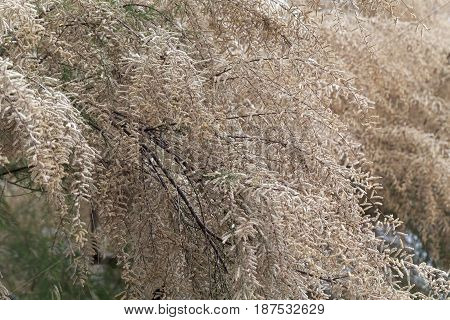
[0,165,31,177]
[142,146,228,273]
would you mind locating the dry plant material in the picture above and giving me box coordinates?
[321,2,450,267]
[0,0,448,299]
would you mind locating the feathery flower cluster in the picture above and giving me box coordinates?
[0,0,448,299]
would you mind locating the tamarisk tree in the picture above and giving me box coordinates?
[0,0,448,299]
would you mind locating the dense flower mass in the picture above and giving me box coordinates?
[0,0,448,299]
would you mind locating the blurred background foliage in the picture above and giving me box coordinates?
[0,190,124,299]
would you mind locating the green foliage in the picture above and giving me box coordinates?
[123,4,157,21]
[60,65,74,83]
[0,195,123,299]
